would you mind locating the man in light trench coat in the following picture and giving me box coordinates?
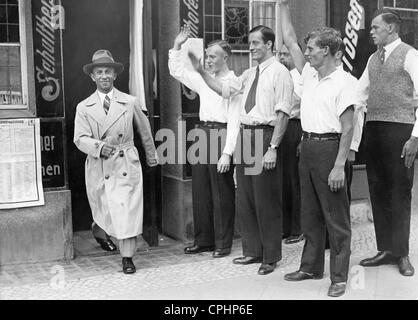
[74,49,158,274]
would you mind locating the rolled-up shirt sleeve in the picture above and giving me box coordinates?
[168,49,203,94]
[356,57,371,110]
[273,68,294,116]
[350,106,364,152]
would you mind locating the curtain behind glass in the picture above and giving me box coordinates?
[129,0,147,111]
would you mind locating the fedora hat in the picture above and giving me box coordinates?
[82,49,124,75]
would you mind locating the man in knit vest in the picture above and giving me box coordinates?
[357,8,418,277]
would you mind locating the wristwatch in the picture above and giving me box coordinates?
[268,143,278,150]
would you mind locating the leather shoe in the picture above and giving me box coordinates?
[213,248,231,258]
[95,237,117,252]
[359,251,397,267]
[122,257,136,274]
[284,234,305,244]
[284,270,323,281]
[232,256,262,265]
[398,256,415,276]
[184,244,214,254]
[327,283,346,297]
[258,262,276,275]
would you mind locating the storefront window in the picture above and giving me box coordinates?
[204,0,280,75]
[0,0,28,109]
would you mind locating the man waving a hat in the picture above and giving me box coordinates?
[74,49,159,274]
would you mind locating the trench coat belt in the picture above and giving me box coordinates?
[110,141,135,151]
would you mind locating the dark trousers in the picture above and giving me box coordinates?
[236,126,283,264]
[365,121,414,257]
[299,139,351,283]
[282,119,302,237]
[191,123,235,250]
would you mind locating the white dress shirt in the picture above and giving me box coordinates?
[356,38,418,136]
[222,56,294,126]
[168,49,242,156]
[97,89,114,109]
[289,68,302,119]
[300,63,357,134]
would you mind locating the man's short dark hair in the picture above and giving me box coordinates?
[304,27,343,56]
[373,8,401,32]
[207,40,232,57]
[249,25,275,51]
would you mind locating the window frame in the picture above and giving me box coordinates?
[0,0,36,118]
[221,0,281,69]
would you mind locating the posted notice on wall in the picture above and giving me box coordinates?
[0,119,45,209]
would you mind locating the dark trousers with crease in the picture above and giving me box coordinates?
[282,119,302,237]
[365,121,414,258]
[191,123,235,250]
[236,126,283,264]
[299,139,351,283]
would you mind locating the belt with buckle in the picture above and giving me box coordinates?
[198,121,227,129]
[241,124,274,130]
[302,131,341,141]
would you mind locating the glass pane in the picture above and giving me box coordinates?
[8,24,19,42]
[7,5,18,24]
[228,52,249,76]
[395,0,418,9]
[225,0,249,50]
[0,24,7,42]
[0,6,7,23]
[205,0,214,15]
[0,45,22,105]
[383,0,394,7]
[252,1,275,31]
[396,10,418,49]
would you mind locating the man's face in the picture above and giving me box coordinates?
[304,37,326,69]
[278,46,294,70]
[205,44,228,73]
[90,66,117,93]
[370,15,390,46]
[249,31,271,63]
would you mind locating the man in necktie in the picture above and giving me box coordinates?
[74,49,159,274]
[190,25,294,275]
[357,8,418,277]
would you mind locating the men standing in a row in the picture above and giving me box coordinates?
[357,9,418,277]
[279,0,355,297]
[191,25,294,275]
[169,25,239,258]
[277,45,304,244]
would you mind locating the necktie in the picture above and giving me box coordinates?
[379,48,386,64]
[244,66,259,114]
[103,95,111,114]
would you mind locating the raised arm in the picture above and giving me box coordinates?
[279,0,305,73]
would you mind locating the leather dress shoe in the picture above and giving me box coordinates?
[122,257,136,274]
[232,256,262,265]
[95,237,117,252]
[284,270,323,281]
[398,256,415,276]
[184,244,214,254]
[284,234,305,244]
[258,262,276,275]
[213,248,231,258]
[327,283,346,297]
[359,251,397,267]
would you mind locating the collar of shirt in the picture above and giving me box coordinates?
[97,89,114,106]
[257,55,276,73]
[383,38,402,60]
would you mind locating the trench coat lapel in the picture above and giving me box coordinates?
[85,92,107,127]
[100,89,128,139]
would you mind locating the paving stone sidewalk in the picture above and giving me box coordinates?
[0,201,417,300]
